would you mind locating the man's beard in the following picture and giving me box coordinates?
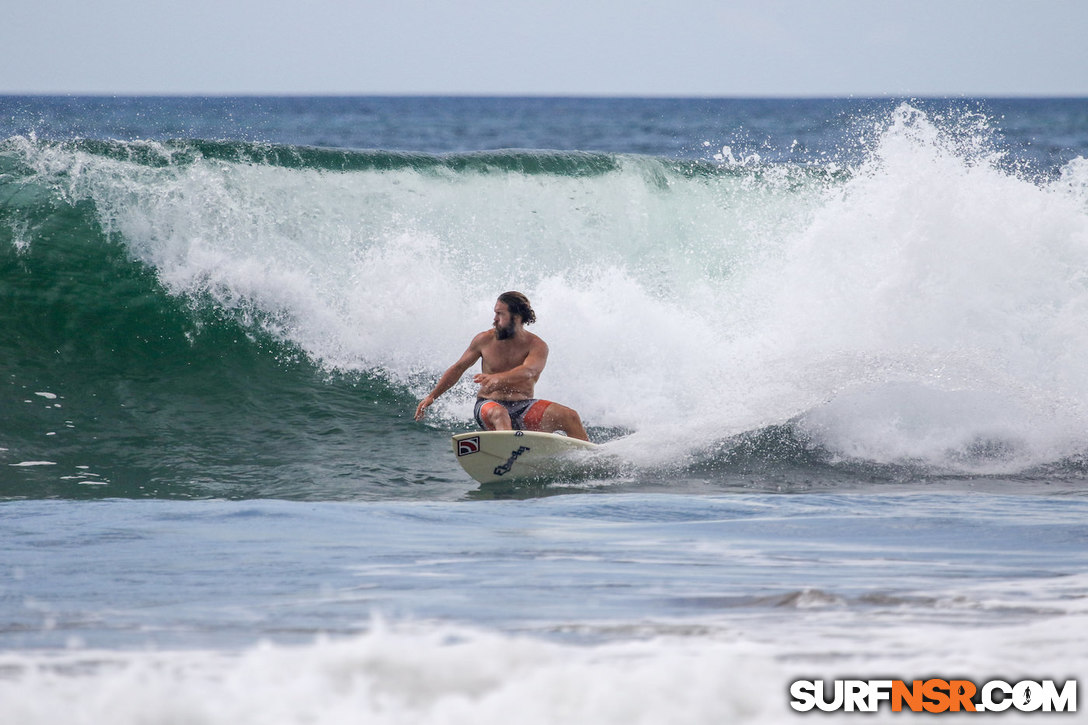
[494,322,516,340]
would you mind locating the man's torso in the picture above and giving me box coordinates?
[477,330,540,401]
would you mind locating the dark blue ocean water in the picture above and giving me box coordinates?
[1,96,1086,723]
[5,96,1087,170]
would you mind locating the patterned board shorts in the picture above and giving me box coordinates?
[474,398,553,431]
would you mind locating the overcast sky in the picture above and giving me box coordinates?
[3,0,1086,96]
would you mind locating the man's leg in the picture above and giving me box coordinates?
[479,401,514,430]
[537,403,589,441]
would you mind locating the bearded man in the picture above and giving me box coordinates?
[414,291,589,440]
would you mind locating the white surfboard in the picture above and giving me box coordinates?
[451,430,598,484]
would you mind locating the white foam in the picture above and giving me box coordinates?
[0,623,786,725]
[735,105,1088,469]
[2,607,1083,725]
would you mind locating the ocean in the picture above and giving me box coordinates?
[2,96,1087,722]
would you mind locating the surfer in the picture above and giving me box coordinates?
[414,291,590,441]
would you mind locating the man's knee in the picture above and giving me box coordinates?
[483,404,512,430]
[543,403,589,440]
[543,403,578,427]
[555,405,579,424]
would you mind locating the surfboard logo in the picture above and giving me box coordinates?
[493,445,531,476]
[457,436,481,456]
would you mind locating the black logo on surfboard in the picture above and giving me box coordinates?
[494,446,531,476]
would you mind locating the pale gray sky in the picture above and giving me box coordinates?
[3,0,1086,96]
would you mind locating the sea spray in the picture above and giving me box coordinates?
[732,104,1088,471]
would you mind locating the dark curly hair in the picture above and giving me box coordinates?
[498,291,536,325]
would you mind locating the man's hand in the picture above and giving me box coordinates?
[414,394,435,421]
[473,373,502,398]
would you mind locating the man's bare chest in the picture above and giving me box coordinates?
[481,341,530,373]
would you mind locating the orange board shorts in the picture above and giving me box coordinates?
[474,398,553,431]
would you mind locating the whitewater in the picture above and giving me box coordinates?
[2,96,1087,722]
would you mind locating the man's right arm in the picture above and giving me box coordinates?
[414,335,485,421]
